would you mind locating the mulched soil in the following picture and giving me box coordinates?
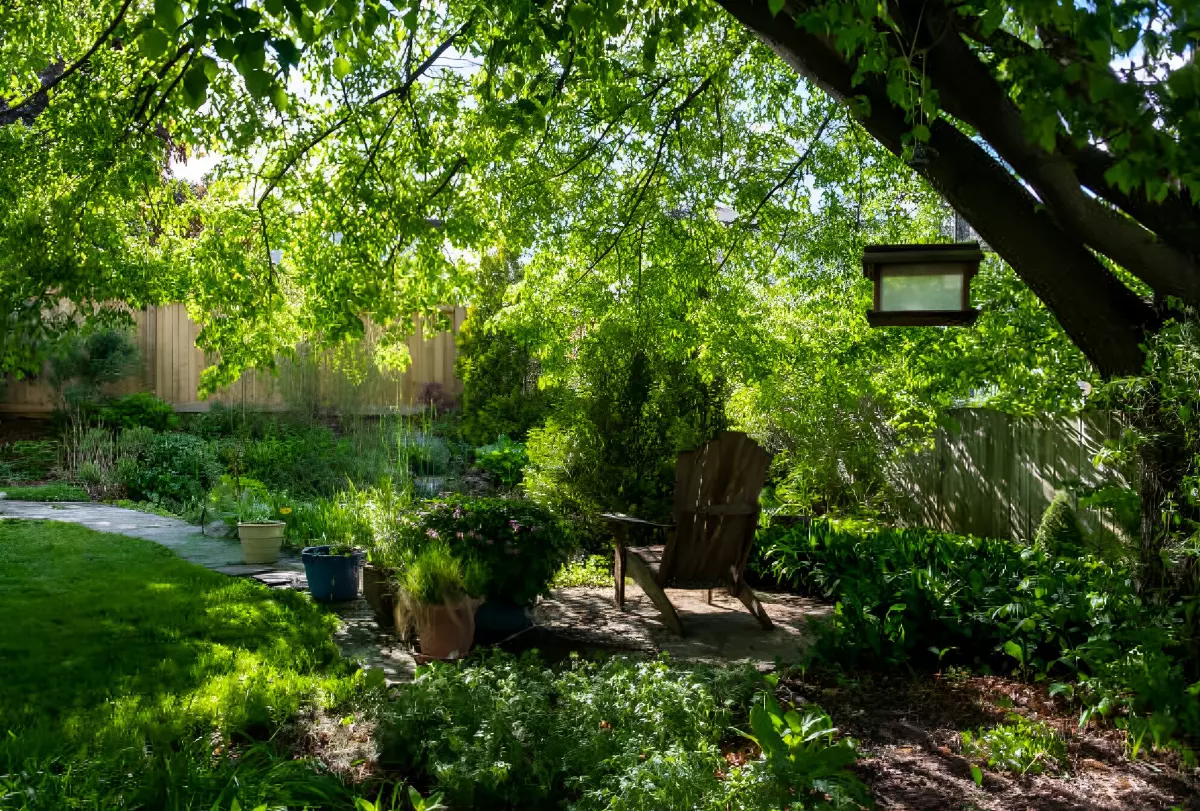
[780,670,1200,810]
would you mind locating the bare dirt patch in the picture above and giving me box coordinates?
[780,670,1200,810]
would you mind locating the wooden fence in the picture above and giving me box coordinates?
[888,408,1131,545]
[0,304,466,415]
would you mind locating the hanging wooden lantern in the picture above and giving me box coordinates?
[862,243,983,327]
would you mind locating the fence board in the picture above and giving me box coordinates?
[889,408,1129,546]
[0,304,465,415]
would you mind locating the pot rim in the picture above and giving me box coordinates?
[237,520,286,527]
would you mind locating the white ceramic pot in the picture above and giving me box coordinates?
[237,521,285,564]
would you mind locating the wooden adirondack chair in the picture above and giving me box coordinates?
[601,431,773,635]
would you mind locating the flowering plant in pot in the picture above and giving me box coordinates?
[414,498,576,604]
[393,543,485,660]
[233,492,285,565]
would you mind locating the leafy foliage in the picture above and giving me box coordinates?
[742,690,868,808]
[755,517,1200,751]
[1034,492,1086,556]
[403,497,575,606]
[961,714,1068,776]
[120,431,222,510]
[0,483,89,502]
[380,651,856,811]
[456,251,552,447]
[48,326,140,413]
[473,434,527,488]
[98,392,180,431]
[0,440,59,482]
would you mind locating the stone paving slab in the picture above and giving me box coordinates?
[535,584,830,666]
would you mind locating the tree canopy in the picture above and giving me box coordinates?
[2,0,1196,389]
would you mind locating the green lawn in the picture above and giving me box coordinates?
[0,519,374,810]
[0,483,90,501]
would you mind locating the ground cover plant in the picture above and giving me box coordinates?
[754,516,1200,758]
[380,651,867,811]
[0,519,378,809]
[0,482,89,501]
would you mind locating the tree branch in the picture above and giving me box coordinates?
[919,8,1200,303]
[717,0,1156,377]
[256,19,471,210]
[1,0,135,125]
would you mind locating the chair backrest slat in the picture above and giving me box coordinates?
[658,431,770,588]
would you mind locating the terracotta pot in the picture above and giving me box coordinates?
[237,522,285,564]
[396,597,480,660]
[362,563,395,624]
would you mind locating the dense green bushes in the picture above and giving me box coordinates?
[381,652,865,811]
[754,517,1200,753]
[400,497,575,605]
[524,342,726,521]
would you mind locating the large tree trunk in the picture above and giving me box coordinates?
[716,0,1158,378]
[712,0,1195,584]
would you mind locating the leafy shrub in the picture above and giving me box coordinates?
[1034,491,1085,555]
[455,251,553,446]
[473,434,527,487]
[380,652,828,811]
[49,326,140,412]
[404,432,451,476]
[523,343,725,521]
[551,554,613,589]
[961,714,1068,776]
[756,517,1200,752]
[99,392,179,431]
[0,439,58,481]
[0,483,90,501]
[742,689,869,807]
[402,497,575,606]
[122,432,222,510]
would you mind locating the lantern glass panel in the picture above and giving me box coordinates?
[878,265,965,312]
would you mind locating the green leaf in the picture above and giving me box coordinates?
[1003,640,1024,664]
[154,0,184,30]
[272,38,300,71]
[242,69,273,99]
[269,83,288,112]
[970,764,983,786]
[181,63,210,109]
[264,0,284,15]
[333,56,352,79]
[567,3,595,32]
[213,38,237,61]
[139,27,170,60]
[768,0,786,15]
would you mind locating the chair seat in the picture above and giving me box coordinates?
[627,545,665,576]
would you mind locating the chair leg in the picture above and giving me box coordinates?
[734,585,774,631]
[626,553,684,636]
[613,540,626,609]
[706,588,713,605]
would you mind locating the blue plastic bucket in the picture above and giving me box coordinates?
[301,546,365,602]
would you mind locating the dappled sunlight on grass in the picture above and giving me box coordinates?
[0,518,368,808]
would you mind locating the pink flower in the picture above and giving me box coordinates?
[508,520,521,532]
[426,528,439,539]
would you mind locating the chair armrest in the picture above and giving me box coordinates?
[598,512,674,529]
